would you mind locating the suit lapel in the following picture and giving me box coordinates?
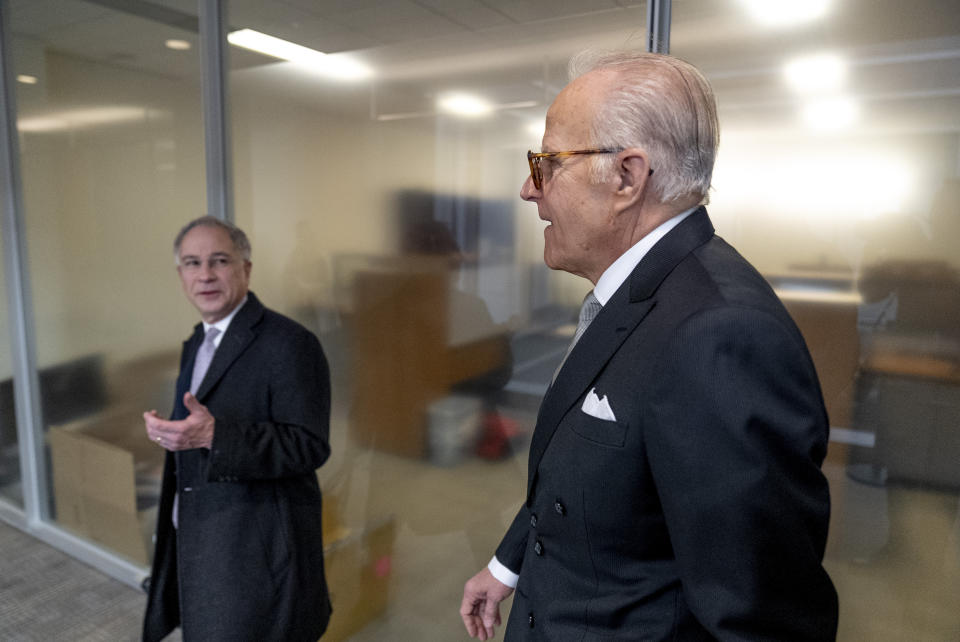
[526,207,716,500]
[526,286,654,498]
[195,293,264,401]
[174,325,204,419]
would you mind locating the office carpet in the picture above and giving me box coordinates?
[0,520,166,642]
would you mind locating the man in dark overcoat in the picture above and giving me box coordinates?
[142,216,331,641]
[461,51,838,640]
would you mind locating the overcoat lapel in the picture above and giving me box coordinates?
[526,207,716,501]
[195,293,264,401]
[173,326,203,420]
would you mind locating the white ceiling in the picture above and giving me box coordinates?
[8,0,960,136]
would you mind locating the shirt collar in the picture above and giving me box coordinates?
[593,207,698,306]
[202,295,248,346]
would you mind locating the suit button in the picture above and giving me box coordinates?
[534,539,543,556]
[528,612,535,628]
[554,500,566,516]
[530,513,538,528]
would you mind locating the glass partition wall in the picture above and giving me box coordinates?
[6,0,205,568]
[678,2,960,639]
[1,1,958,640]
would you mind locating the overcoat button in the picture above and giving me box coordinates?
[530,513,538,528]
[534,539,543,556]
[528,612,535,628]
[554,500,566,516]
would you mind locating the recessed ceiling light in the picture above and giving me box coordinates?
[165,39,191,51]
[784,53,846,93]
[17,74,38,85]
[737,0,831,27]
[436,92,494,118]
[227,29,372,81]
[801,96,859,130]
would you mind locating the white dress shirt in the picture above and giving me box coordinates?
[488,206,698,588]
[203,295,248,348]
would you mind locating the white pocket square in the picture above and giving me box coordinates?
[581,388,617,422]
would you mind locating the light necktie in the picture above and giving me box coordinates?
[174,326,220,529]
[190,327,220,395]
[553,290,602,382]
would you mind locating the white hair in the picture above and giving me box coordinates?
[569,50,719,204]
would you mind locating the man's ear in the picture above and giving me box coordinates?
[614,148,652,210]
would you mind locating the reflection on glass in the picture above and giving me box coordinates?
[0,0,950,637]
[11,1,205,564]
[229,0,957,638]
[679,0,960,638]
[226,2,654,636]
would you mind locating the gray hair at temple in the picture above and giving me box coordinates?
[173,216,252,265]
[569,50,720,205]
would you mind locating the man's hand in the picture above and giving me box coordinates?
[460,567,514,640]
[143,392,215,451]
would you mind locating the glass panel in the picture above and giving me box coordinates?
[229,1,960,639]
[226,1,648,637]
[0,226,22,507]
[10,0,205,565]
[675,1,960,639]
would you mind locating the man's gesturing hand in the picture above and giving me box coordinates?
[143,392,215,451]
[461,566,514,640]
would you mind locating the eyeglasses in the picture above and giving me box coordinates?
[526,149,654,190]
[526,149,618,190]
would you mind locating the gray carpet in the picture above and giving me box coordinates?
[0,520,152,641]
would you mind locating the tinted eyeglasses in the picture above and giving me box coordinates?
[526,149,620,190]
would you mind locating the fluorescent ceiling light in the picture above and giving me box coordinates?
[784,53,846,93]
[437,92,493,118]
[165,39,191,51]
[801,96,859,130]
[16,74,38,85]
[737,0,830,27]
[227,29,372,81]
[17,106,153,133]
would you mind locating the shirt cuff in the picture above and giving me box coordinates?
[488,555,519,588]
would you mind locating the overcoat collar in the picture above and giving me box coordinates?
[182,291,265,401]
[526,207,715,500]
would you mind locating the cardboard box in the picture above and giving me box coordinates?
[49,421,151,564]
[322,515,397,642]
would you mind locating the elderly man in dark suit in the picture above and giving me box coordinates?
[142,216,331,641]
[461,51,838,640]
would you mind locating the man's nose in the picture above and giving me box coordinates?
[520,175,540,201]
[198,263,216,279]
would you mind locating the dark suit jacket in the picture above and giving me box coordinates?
[497,209,838,640]
[143,292,332,642]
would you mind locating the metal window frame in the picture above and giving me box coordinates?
[200,0,233,222]
[647,0,672,54]
[0,0,46,523]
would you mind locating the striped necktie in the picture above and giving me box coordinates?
[552,290,601,382]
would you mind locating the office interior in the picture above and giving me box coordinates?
[0,0,958,639]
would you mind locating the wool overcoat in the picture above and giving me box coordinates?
[143,292,332,642]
